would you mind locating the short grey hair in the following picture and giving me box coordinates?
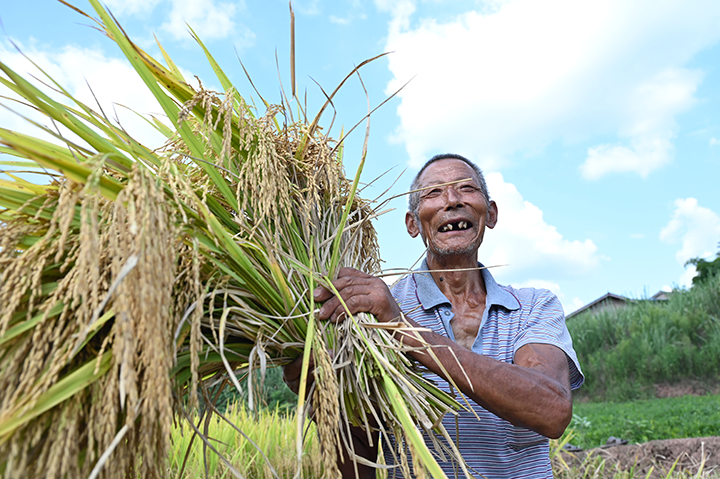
[408,153,490,217]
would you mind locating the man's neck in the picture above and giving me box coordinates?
[426,252,487,299]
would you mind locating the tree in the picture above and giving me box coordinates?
[685,242,720,286]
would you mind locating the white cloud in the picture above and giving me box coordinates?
[579,68,701,179]
[294,0,322,16]
[330,16,351,25]
[711,137,720,146]
[508,278,586,315]
[659,197,720,286]
[380,0,720,172]
[161,0,255,45]
[509,279,561,293]
[0,40,168,154]
[564,297,588,316]
[480,173,602,282]
[375,0,416,22]
[580,134,674,180]
[104,0,163,16]
[329,6,368,25]
[679,265,698,288]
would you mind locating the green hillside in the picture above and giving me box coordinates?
[567,272,720,402]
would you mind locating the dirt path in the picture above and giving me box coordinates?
[559,437,720,478]
[654,380,720,398]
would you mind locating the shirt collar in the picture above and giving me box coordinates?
[414,258,520,312]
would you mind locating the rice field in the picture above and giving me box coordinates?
[169,405,321,479]
[168,402,719,478]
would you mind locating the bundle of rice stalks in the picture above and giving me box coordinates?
[0,1,466,478]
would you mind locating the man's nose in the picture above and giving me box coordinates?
[443,186,463,208]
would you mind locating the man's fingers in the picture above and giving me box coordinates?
[337,267,373,279]
[317,283,364,318]
[329,271,376,292]
[314,278,364,304]
[318,298,348,322]
[313,284,333,302]
[313,267,399,322]
[321,294,382,323]
[331,293,373,322]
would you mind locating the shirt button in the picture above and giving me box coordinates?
[444,310,451,316]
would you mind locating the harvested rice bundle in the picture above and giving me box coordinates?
[0,1,466,478]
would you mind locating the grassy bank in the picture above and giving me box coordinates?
[567,274,720,402]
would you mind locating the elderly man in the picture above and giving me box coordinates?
[288,153,584,478]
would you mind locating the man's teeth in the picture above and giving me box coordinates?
[440,221,468,232]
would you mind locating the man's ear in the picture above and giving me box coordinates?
[486,200,498,229]
[405,211,420,238]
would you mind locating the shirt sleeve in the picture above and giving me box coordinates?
[512,288,585,390]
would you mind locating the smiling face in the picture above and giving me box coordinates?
[405,159,498,260]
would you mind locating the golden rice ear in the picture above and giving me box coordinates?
[312,342,342,479]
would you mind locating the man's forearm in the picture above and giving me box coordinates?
[395,319,572,438]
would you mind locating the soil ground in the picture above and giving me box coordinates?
[562,387,720,477]
[654,379,720,398]
[559,436,720,478]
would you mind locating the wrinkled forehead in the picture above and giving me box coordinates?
[416,159,480,188]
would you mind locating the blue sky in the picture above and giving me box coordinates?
[2,0,720,313]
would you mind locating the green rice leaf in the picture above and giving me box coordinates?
[154,35,185,81]
[188,26,241,105]
[0,303,64,347]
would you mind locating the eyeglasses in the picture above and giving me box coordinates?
[419,181,484,201]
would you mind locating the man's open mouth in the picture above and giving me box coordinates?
[439,221,472,232]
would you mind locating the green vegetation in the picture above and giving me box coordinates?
[168,400,720,478]
[686,245,720,286]
[198,368,297,415]
[170,404,321,478]
[566,394,720,450]
[568,273,720,402]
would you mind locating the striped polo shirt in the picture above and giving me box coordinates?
[386,260,584,478]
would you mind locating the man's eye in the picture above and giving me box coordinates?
[459,185,479,193]
[423,189,443,198]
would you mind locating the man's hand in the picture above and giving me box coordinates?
[284,267,396,396]
[314,267,402,323]
[282,354,314,397]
